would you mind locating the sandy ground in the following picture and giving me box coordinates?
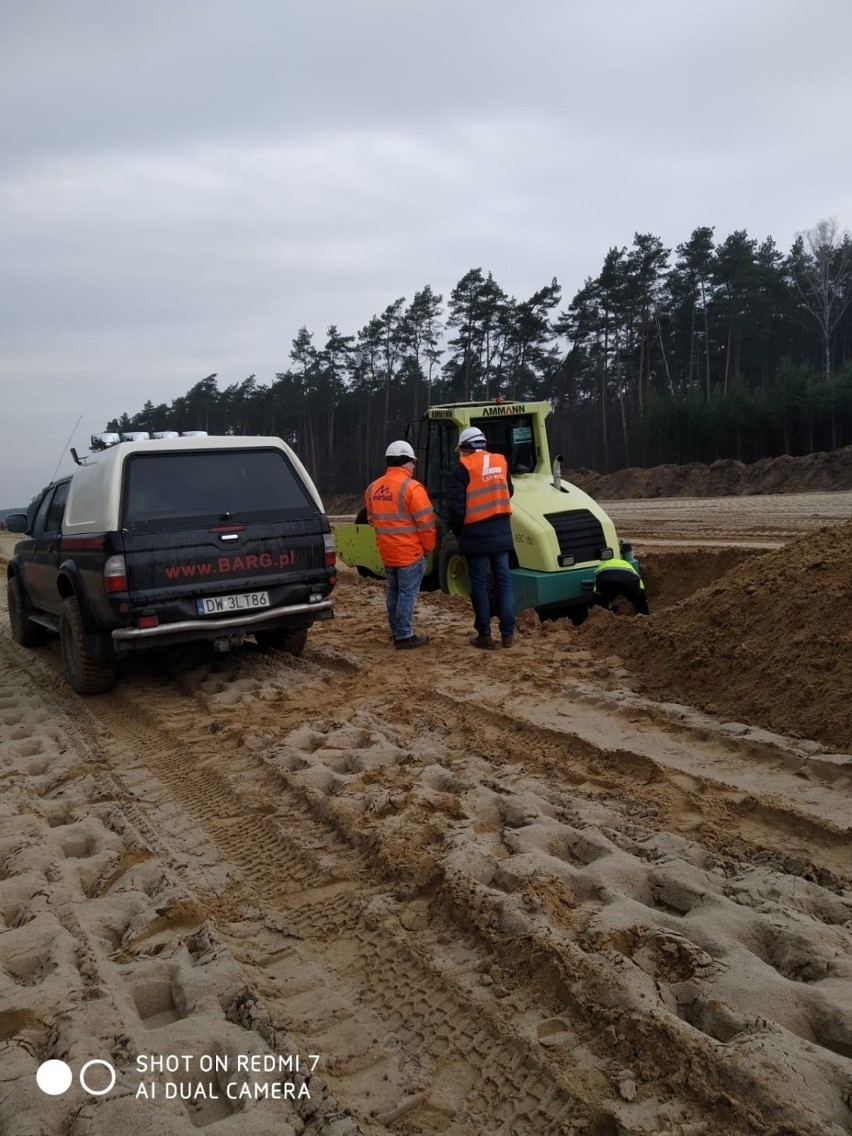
[0,494,850,1136]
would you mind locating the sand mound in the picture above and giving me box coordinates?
[639,548,760,610]
[581,521,852,752]
[569,445,852,499]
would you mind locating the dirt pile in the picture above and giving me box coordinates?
[582,521,852,752]
[568,445,852,499]
[324,492,363,515]
[639,547,761,610]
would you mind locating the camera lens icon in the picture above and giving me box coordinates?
[36,1059,116,1097]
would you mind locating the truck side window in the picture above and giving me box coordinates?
[45,481,70,533]
[30,489,55,536]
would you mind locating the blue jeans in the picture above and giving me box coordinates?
[465,551,516,638]
[385,557,426,640]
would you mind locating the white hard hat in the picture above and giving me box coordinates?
[385,439,416,460]
[458,426,486,450]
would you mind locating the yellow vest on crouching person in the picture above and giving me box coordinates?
[594,558,645,590]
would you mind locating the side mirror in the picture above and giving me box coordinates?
[5,512,30,534]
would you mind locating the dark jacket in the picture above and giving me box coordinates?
[448,453,514,556]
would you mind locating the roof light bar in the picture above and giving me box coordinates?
[90,432,121,450]
[89,430,209,452]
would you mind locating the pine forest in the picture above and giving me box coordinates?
[106,219,852,497]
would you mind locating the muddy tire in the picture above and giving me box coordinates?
[254,626,309,657]
[59,596,116,695]
[7,575,48,648]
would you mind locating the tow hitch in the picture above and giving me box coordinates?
[212,635,245,653]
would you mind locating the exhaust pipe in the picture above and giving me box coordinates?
[552,454,563,491]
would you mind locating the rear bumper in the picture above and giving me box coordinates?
[111,597,334,647]
[510,567,596,613]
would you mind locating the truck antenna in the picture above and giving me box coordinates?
[51,415,83,482]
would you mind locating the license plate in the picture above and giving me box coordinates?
[196,590,270,615]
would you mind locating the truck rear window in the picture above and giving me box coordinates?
[123,449,317,530]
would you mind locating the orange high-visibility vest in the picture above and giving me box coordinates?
[365,466,436,567]
[460,451,511,523]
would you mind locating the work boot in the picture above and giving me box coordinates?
[395,635,429,650]
[501,633,515,649]
[469,634,496,650]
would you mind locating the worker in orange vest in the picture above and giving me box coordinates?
[365,440,436,649]
[447,426,516,649]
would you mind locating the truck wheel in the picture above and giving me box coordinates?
[7,576,48,648]
[59,596,117,695]
[255,627,309,657]
[438,537,470,599]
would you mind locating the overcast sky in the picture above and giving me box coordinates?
[2,0,851,505]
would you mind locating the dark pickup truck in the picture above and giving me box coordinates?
[6,436,336,694]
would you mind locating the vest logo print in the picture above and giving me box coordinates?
[372,484,393,501]
[481,454,503,479]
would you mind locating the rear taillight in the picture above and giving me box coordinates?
[104,554,128,593]
[136,614,159,629]
[323,533,337,568]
